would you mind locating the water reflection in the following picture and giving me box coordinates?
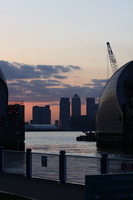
[25,131,133,158]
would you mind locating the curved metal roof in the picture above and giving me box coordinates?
[0,68,6,83]
[97,60,133,134]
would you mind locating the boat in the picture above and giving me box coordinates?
[76,131,97,142]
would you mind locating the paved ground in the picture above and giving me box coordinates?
[0,174,85,200]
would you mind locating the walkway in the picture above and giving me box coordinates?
[0,174,85,200]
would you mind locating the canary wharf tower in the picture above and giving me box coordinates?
[72,94,81,116]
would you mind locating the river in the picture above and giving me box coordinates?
[25,131,133,158]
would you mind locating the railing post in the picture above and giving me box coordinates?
[0,146,4,173]
[59,150,66,184]
[26,148,32,178]
[100,153,108,174]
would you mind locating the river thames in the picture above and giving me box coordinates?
[25,131,133,158]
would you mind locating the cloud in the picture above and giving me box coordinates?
[53,75,67,79]
[84,79,107,87]
[0,60,106,102]
[0,61,81,80]
[8,79,106,102]
[36,64,80,74]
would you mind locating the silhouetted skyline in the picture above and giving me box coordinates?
[0,0,132,123]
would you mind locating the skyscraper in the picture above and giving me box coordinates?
[86,97,98,131]
[72,94,81,116]
[43,105,51,124]
[59,97,70,130]
[86,97,98,118]
[32,105,51,124]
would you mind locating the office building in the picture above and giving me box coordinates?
[86,97,98,119]
[32,105,51,124]
[71,115,91,131]
[59,97,70,130]
[43,105,51,124]
[86,97,98,131]
[72,94,81,116]
[7,103,25,150]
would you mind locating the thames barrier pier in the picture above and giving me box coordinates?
[96,61,133,150]
[0,68,24,150]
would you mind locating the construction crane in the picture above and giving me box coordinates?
[106,42,118,74]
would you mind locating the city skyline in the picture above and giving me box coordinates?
[27,95,97,128]
[0,0,133,122]
[24,96,88,124]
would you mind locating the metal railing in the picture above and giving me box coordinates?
[0,147,133,185]
[4,150,26,175]
[108,157,133,174]
[66,155,100,184]
[32,152,59,180]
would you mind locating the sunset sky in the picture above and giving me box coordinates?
[0,0,133,123]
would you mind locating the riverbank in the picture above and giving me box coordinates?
[0,174,84,200]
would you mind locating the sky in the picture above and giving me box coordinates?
[0,0,133,123]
